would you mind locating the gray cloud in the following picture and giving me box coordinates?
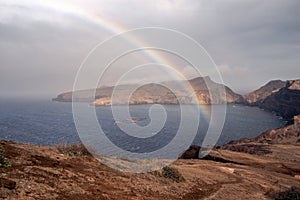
[0,0,299,97]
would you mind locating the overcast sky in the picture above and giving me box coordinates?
[0,0,299,97]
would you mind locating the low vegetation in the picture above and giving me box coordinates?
[269,186,300,200]
[162,166,185,183]
[56,143,91,156]
[0,144,11,168]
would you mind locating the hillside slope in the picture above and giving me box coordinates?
[0,139,300,199]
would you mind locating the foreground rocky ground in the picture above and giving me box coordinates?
[0,140,299,200]
[1,116,300,199]
[0,142,299,199]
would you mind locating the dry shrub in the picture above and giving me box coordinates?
[269,186,300,200]
[0,145,11,168]
[162,166,185,183]
[56,143,91,156]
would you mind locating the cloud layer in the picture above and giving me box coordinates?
[0,0,299,96]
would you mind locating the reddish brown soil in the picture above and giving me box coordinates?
[0,140,299,200]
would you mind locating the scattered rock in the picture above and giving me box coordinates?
[179,145,201,159]
[220,167,235,174]
[0,178,16,190]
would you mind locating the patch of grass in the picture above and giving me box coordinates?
[56,143,91,157]
[0,145,11,168]
[162,166,185,183]
[0,173,7,178]
[269,186,300,200]
[186,162,196,165]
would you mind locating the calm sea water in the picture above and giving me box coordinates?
[0,98,286,148]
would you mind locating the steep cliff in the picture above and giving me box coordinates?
[238,79,300,119]
[242,80,286,105]
[258,80,300,119]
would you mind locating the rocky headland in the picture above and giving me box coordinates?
[241,80,286,105]
[53,77,242,105]
[240,79,300,119]
[259,80,300,119]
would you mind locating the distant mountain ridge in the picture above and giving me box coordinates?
[53,77,242,105]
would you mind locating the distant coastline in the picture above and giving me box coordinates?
[54,77,300,120]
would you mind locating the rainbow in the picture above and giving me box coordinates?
[29,1,211,119]
[30,1,229,157]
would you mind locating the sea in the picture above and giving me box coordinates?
[0,98,286,150]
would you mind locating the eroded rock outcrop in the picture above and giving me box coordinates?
[179,145,201,159]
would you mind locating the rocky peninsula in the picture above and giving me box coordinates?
[53,77,242,105]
